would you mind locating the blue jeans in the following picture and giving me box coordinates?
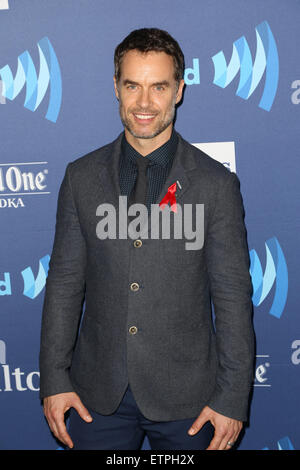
[68,385,214,450]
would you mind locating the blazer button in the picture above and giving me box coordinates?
[133,239,142,248]
[129,326,138,335]
[130,282,139,291]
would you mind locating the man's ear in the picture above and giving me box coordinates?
[175,78,185,104]
[113,76,119,100]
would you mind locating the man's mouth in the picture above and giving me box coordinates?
[133,113,157,121]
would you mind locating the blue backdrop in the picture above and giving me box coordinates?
[0,0,299,450]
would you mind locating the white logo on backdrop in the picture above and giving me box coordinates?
[192,142,236,173]
[0,0,9,10]
[291,80,300,104]
[0,162,50,208]
[0,79,5,103]
[291,340,300,365]
[254,355,271,387]
[0,340,39,392]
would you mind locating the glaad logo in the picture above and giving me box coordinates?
[263,436,295,450]
[212,21,279,111]
[0,254,50,298]
[184,21,279,111]
[249,237,288,319]
[0,36,62,122]
[0,161,50,208]
[0,340,40,392]
[22,255,50,298]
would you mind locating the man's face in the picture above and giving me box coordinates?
[114,50,184,141]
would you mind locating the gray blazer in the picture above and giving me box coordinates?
[39,132,254,422]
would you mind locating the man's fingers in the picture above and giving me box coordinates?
[43,392,92,448]
[225,426,242,449]
[206,420,231,450]
[220,433,235,450]
[55,417,74,448]
[52,399,92,448]
[46,416,59,441]
[72,399,93,423]
[45,407,73,448]
[188,411,209,435]
[207,423,242,450]
[206,430,224,450]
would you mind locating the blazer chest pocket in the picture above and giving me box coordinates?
[160,238,203,267]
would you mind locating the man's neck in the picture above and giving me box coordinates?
[124,124,173,156]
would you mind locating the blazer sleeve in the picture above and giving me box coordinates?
[39,162,87,400]
[204,170,255,422]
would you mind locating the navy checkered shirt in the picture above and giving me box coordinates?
[119,129,178,212]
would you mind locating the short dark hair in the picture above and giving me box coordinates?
[114,28,185,85]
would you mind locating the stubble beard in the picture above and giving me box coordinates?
[119,97,177,140]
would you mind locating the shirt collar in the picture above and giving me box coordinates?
[121,128,178,168]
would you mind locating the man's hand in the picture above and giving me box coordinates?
[188,406,243,450]
[43,392,93,448]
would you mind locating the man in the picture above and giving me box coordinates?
[40,28,254,450]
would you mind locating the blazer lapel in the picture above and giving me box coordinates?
[96,132,123,207]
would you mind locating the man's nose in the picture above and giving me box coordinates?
[136,88,151,108]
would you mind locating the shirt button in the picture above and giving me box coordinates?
[129,326,138,335]
[130,282,139,291]
[133,239,142,248]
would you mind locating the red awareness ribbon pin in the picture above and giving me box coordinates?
[159,182,177,213]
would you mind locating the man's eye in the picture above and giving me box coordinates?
[155,86,164,91]
[127,85,137,90]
